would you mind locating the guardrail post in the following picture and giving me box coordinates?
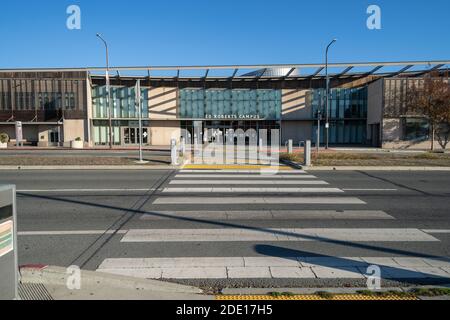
[304,140,311,167]
[0,185,18,300]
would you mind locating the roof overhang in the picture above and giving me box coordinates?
[0,60,448,83]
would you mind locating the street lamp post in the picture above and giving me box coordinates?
[96,33,113,149]
[325,39,337,149]
[136,79,145,163]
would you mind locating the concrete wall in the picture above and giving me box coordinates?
[367,79,384,126]
[63,119,85,147]
[281,89,311,120]
[149,87,178,120]
[149,120,181,145]
[281,121,313,145]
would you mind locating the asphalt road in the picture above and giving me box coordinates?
[2,169,450,289]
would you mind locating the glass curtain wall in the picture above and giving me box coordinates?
[311,87,368,145]
[92,86,149,145]
[92,86,149,119]
[179,89,281,120]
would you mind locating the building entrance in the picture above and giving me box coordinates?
[181,120,280,145]
[122,127,149,145]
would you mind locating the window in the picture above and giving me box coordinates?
[404,118,429,141]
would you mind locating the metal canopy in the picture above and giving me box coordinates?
[1,60,449,81]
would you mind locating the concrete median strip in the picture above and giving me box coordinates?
[120,228,439,242]
[20,266,203,295]
[97,256,450,280]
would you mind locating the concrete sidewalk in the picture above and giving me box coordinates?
[19,265,212,300]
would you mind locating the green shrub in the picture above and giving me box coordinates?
[315,291,334,299]
[409,287,450,296]
[75,137,82,142]
[0,133,9,144]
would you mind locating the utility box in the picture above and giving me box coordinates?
[0,185,18,300]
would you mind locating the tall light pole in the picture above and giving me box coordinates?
[96,33,113,149]
[325,39,337,149]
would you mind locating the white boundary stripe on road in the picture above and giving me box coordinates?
[342,189,398,191]
[162,187,344,193]
[18,230,128,236]
[175,174,318,179]
[170,180,329,185]
[139,210,394,220]
[18,189,154,193]
[97,256,450,279]
[121,228,439,242]
[153,197,366,204]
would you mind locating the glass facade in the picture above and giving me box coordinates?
[404,118,429,141]
[92,86,149,146]
[310,87,368,144]
[179,89,281,120]
[92,86,149,119]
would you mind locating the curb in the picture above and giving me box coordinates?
[0,165,178,170]
[303,166,450,171]
[20,266,203,295]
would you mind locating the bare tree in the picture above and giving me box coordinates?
[406,72,450,150]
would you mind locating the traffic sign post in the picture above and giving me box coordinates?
[0,185,18,300]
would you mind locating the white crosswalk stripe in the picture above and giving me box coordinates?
[169,180,329,185]
[95,169,450,281]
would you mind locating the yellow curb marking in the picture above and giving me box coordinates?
[216,294,418,301]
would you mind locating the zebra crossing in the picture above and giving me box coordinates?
[96,168,450,283]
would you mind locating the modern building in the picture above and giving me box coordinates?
[0,60,449,149]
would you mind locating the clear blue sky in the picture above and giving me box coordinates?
[0,0,448,68]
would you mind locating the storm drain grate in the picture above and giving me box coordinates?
[19,283,53,301]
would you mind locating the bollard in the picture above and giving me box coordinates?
[288,139,293,154]
[0,185,18,300]
[171,139,178,166]
[180,137,186,156]
[304,140,311,167]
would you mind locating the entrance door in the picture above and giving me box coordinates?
[123,127,149,145]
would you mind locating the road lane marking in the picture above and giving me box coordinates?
[18,230,128,236]
[17,188,154,193]
[120,228,438,242]
[162,187,344,193]
[153,197,366,204]
[139,210,394,220]
[169,180,328,185]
